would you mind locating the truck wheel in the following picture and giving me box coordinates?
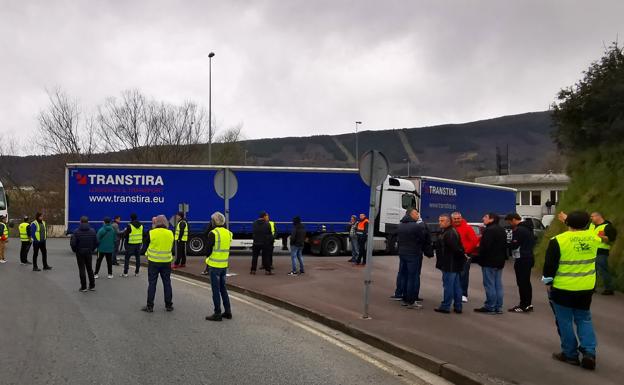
[188,235,206,256]
[321,236,341,256]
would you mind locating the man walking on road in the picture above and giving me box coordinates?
[589,211,617,295]
[173,211,188,269]
[506,213,536,313]
[250,211,273,275]
[70,216,98,292]
[396,209,432,309]
[0,215,8,264]
[111,216,123,266]
[433,214,466,314]
[142,215,174,313]
[31,212,52,271]
[543,211,600,370]
[474,213,507,315]
[122,213,143,277]
[355,213,369,266]
[205,212,233,321]
[289,216,306,275]
[18,215,32,265]
[452,212,479,303]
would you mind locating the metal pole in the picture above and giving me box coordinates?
[354,121,361,167]
[224,170,230,230]
[208,52,215,165]
[407,159,410,177]
[362,156,377,319]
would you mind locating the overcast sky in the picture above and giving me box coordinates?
[2,0,623,154]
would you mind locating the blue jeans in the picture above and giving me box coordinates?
[482,267,503,311]
[551,301,597,358]
[441,272,462,311]
[210,267,231,314]
[460,259,471,297]
[402,255,423,304]
[394,257,407,297]
[596,253,613,290]
[290,246,304,273]
[349,236,359,260]
[147,261,172,308]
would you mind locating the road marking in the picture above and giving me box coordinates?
[171,275,451,385]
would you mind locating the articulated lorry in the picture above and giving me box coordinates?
[65,164,515,256]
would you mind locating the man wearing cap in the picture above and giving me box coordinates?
[543,211,601,370]
[19,216,33,265]
[0,215,8,264]
[173,211,188,269]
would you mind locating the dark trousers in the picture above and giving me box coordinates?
[356,235,367,264]
[514,258,534,308]
[95,252,113,275]
[124,243,141,274]
[112,239,120,265]
[210,267,231,314]
[174,241,187,266]
[402,255,423,304]
[147,261,173,308]
[20,241,32,263]
[76,252,95,289]
[33,242,49,269]
[251,244,273,272]
[395,258,406,297]
[460,259,472,297]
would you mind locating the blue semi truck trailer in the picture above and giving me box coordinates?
[64,164,516,256]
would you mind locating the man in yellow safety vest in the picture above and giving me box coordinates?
[122,213,143,277]
[142,215,174,313]
[543,211,601,370]
[19,216,33,265]
[205,211,233,321]
[589,212,617,295]
[30,212,52,271]
[173,211,189,269]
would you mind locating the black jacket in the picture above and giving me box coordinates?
[397,215,433,258]
[510,220,536,259]
[70,223,98,255]
[252,218,273,246]
[477,222,508,269]
[434,227,465,273]
[290,223,306,248]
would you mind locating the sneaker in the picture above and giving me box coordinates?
[134,273,139,277]
[299,271,305,275]
[400,302,409,307]
[552,352,580,366]
[434,308,450,314]
[43,266,53,270]
[601,290,615,296]
[201,270,209,275]
[33,267,41,272]
[222,312,233,320]
[205,313,223,321]
[390,295,403,301]
[474,307,496,314]
[453,308,463,314]
[0,259,6,264]
[141,306,154,313]
[288,271,298,276]
[166,306,174,312]
[462,296,468,303]
[120,273,128,277]
[525,305,534,312]
[94,274,99,279]
[79,288,88,292]
[581,355,596,370]
[25,261,32,265]
[107,274,113,279]
[495,309,504,315]
[88,287,96,291]
[406,303,423,310]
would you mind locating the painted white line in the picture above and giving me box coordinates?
[171,275,451,385]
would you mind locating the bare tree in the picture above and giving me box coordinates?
[37,88,96,160]
[214,124,245,165]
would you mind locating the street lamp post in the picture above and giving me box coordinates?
[208,52,215,165]
[354,121,362,167]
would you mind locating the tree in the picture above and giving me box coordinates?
[213,124,245,165]
[37,88,97,160]
[552,42,624,151]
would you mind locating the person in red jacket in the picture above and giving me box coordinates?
[452,212,479,303]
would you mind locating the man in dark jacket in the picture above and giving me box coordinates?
[70,216,98,292]
[433,214,465,314]
[506,213,536,312]
[250,211,274,275]
[395,209,432,308]
[289,216,306,275]
[475,213,508,314]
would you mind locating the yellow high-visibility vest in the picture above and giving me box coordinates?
[31,221,46,242]
[175,220,188,242]
[146,228,174,263]
[553,229,601,291]
[19,222,31,242]
[128,224,144,244]
[1,223,7,239]
[205,227,232,268]
[589,223,611,251]
[269,221,276,236]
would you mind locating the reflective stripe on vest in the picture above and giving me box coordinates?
[31,221,46,242]
[269,221,276,236]
[128,224,144,244]
[206,227,232,268]
[589,223,611,251]
[553,229,600,291]
[19,222,30,241]
[175,220,188,242]
[146,228,174,263]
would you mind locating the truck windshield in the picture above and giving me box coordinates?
[0,187,6,210]
[401,193,416,210]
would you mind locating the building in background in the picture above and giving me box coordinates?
[474,173,569,220]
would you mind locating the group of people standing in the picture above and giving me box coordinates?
[348,213,369,265]
[2,213,54,271]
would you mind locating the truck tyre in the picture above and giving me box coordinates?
[321,236,341,256]
[188,235,206,256]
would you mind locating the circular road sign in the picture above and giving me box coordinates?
[358,150,389,187]
[214,169,238,199]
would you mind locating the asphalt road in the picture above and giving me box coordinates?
[0,240,433,385]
